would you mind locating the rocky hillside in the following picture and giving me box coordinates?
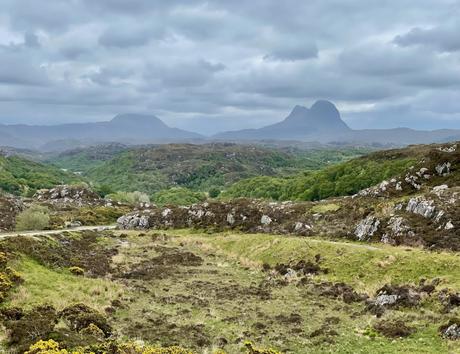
[119,141,460,251]
[57,143,368,195]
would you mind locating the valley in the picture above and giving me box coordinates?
[0,140,458,353]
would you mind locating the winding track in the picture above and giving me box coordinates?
[0,225,116,240]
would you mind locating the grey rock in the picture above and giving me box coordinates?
[406,197,436,218]
[355,215,380,241]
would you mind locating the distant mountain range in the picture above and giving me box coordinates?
[1,101,459,151]
[214,100,460,145]
[0,114,203,151]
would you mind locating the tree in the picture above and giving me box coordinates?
[208,187,221,198]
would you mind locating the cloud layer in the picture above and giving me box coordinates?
[0,0,459,134]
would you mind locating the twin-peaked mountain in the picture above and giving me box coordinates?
[0,100,459,151]
[214,100,351,141]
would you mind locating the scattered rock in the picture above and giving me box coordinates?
[354,215,380,241]
[439,319,460,340]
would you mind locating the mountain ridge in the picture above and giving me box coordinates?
[214,100,460,144]
[1,101,460,151]
[0,114,203,151]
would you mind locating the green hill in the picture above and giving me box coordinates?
[221,146,428,201]
[0,154,82,196]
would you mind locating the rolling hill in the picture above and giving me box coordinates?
[0,153,82,196]
[50,143,370,195]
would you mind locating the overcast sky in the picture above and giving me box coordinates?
[0,0,459,134]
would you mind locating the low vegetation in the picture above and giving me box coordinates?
[152,188,206,206]
[0,229,459,353]
[15,205,50,231]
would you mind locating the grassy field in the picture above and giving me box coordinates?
[1,230,459,353]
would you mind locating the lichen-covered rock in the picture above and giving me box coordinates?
[436,162,452,176]
[381,216,414,245]
[34,185,103,207]
[406,197,436,218]
[354,215,380,241]
[439,319,460,340]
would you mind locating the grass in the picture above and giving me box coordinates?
[168,230,460,294]
[311,203,341,213]
[4,257,123,312]
[2,230,460,353]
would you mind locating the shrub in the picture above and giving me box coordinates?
[243,341,281,354]
[60,303,112,337]
[107,191,150,204]
[4,305,58,350]
[69,266,85,276]
[15,204,50,231]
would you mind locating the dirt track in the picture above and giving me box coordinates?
[0,225,116,240]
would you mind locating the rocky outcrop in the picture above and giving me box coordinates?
[34,185,105,207]
[381,216,414,245]
[354,215,380,241]
[0,194,24,231]
[117,199,346,236]
[406,197,436,218]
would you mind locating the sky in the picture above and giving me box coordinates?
[0,0,460,135]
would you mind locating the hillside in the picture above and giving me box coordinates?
[0,153,82,196]
[221,142,460,201]
[52,143,370,195]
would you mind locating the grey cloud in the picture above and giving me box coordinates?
[0,51,49,86]
[145,60,225,88]
[394,25,460,52]
[98,24,164,48]
[264,41,318,61]
[0,0,459,131]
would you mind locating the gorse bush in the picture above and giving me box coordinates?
[15,205,50,231]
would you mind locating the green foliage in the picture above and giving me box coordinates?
[94,184,115,197]
[222,155,415,201]
[15,205,50,231]
[152,187,206,206]
[208,187,221,198]
[108,191,150,204]
[0,155,81,196]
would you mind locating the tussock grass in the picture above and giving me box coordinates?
[4,257,123,312]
